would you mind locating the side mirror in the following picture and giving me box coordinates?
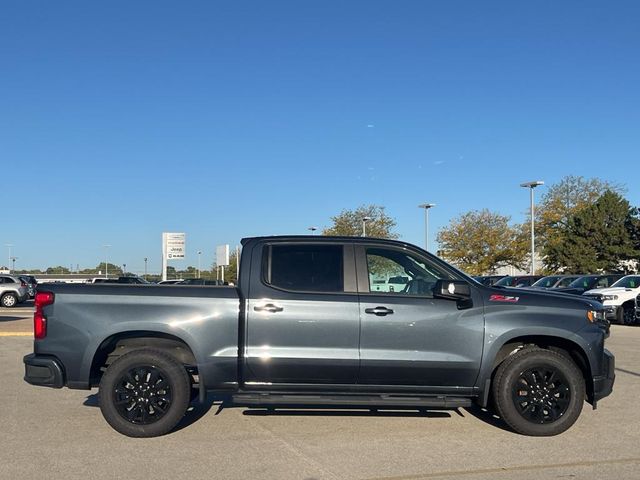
[434,279,471,301]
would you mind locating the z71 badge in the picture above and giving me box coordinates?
[489,294,520,303]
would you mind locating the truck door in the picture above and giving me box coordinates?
[355,245,485,389]
[244,241,360,385]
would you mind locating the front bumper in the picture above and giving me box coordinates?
[592,348,615,405]
[602,305,618,320]
[23,354,65,388]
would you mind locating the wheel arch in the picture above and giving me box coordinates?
[89,331,198,387]
[479,334,593,407]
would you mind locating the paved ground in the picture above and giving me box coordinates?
[1,308,640,480]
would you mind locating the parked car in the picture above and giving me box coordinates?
[89,276,149,284]
[18,275,38,298]
[0,275,30,307]
[473,275,506,286]
[493,275,544,288]
[180,278,226,286]
[529,275,581,290]
[583,275,640,325]
[24,236,614,438]
[555,274,624,296]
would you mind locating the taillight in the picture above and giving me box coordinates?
[34,291,54,339]
[21,280,27,287]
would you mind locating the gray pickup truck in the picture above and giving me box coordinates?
[24,236,614,437]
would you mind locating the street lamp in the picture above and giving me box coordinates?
[308,227,317,235]
[418,203,436,251]
[361,217,372,237]
[10,256,18,273]
[520,180,544,274]
[103,244,111,278]
[144,258,148,280]
[4,244,14,273]
[197,251,202,279]
[123,264,127,275]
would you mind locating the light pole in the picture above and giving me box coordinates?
[144,258,148,280]
[418,203,436,251]
[197,251,202,279]
[122,264,126,275]
[308,227,317,235]
[520,180,544,274]
[10,256,18,273]
[361,216,372,237]
[103,244,111,278]
[5,244,13,273]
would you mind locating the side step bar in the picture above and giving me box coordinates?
[231,393,472,409]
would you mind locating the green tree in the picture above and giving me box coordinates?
[436,209,527,275]
[323,205,398,238]
[545,191,639,273]
[536,175,624,270]
[45,266,71,274]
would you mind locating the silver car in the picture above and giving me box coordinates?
[0,275,29,307]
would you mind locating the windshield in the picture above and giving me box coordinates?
[568,276,597,289]
[494,276,515,286]
[531,276,561,288]
[555,276,578,287]
[611,276,640,289]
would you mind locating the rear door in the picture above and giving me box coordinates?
[244,241,360,385]
[356,244,485,389]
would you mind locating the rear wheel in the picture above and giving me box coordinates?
[1,292,18,308]
[99,349,190,437]
[493,348,584,436]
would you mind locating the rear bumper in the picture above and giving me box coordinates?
[23,354,65,388]
[592,349,615,404]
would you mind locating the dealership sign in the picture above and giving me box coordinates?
[216,244,230,266]
[163,232,186,260]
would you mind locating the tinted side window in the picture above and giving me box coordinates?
[267,244,344,293]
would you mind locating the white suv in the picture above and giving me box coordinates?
[583,275,640,325]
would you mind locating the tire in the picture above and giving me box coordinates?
[620,303,635,326]
[99,349,191,438]
[1,292,18,308]
[492,348,585,436]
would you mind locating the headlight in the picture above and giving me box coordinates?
[587,310,606,323]
[602,295,618,301]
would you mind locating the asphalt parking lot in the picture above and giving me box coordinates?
[1,308,640,480]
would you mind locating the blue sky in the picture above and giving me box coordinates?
[2,1,639,272]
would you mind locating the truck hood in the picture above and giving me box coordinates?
[487,285,601,310]
[583,287,631,296]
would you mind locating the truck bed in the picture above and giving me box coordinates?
[32,283,241,390]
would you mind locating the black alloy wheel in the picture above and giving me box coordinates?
[511,367,571,424]
[99,349,190,437]
[113,366,173,425]
[622,305,636,325]
[492,347,584,436]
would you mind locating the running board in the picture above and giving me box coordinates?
[231,393,472,409]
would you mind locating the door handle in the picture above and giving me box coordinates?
[365,306,394,316]
[254,303,284,313]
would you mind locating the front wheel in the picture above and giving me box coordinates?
[99,349,191,437]
[619,304,636,325]
[492,348,585,436]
